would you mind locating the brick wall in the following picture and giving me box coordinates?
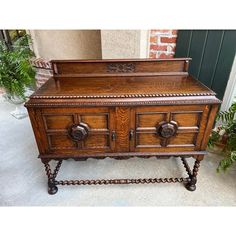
[30,58,53,88]
[149,30,178,59]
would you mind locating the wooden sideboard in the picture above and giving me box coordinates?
[25,58,221,194]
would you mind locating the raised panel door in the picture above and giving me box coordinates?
[130,105,210,153]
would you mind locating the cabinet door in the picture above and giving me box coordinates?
[130,105,210,153]
[40,107,115,155]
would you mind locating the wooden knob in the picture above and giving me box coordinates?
[68,122,90,141]
[156,121,178,138]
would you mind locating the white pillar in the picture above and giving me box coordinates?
[101,30,149,59]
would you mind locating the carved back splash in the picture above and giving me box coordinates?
[51,58,191,78]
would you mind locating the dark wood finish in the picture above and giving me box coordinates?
[30,76,217,99]
[25,58,220,194]
[51,58,190,77]
[42,158,196,194]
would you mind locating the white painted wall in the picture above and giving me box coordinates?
[221,54,236,111]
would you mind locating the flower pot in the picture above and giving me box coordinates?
[3,88,34,119]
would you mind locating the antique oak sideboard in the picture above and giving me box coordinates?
[25,58,221,195]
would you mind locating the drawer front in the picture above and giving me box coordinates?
[130,105,209,152]
[40,107,115,154]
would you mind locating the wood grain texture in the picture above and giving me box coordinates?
[115,107,130,152]
[200,104,219,150]
[25,58,220,160]
[51,58,190,76]
[30,76,216,99]
[24,58,223,194]
[40,107,114,153]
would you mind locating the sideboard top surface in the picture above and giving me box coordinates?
[32,75,215,99]
[27,58,221,106]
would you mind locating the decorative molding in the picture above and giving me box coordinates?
[107,63,135,73]
[31,92,216,99]
[39,151,207,160]
[25,99,220,108]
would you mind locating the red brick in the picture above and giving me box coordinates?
[31,58,52,69]
[36,77,49,82]
[167,45,176,52]
[158,29,170,33]
[149,52,157,59]
[150,36,158,43]
[151,29,170,34]
[160,37,177,43]
[158,53,174,59]
[150,44,168,51]
[150,30,159,34]
[172,30,178,35]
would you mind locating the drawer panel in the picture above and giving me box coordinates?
[168,133,197,146]
[81,114,108,129]
[84,134,110,149]
[48,134,77,149]
[136,133,162,147]
[171,112,200,128]
[137,113,167,127]
[40,107,115,154]
[131,105,209,152]
[44,114,74,130]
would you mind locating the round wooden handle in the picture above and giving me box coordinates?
[156,121,178,138]
[68,122,90,141]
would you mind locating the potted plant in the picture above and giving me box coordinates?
[208,102,236,172]
[0,34,36,119]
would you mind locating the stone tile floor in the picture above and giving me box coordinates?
[0,96,235,206]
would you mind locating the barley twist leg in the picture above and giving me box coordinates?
[43,161,58,195]
[185,159,201,192]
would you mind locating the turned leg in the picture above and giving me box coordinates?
[42,160,62,195]
[48,176,58,195]
[185,159,201,192]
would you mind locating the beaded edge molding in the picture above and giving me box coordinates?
[25,99,220,107]
[31,92,216,99]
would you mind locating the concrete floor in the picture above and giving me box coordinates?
[0,96,236,206]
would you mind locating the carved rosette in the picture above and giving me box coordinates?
[68,122,90,141]
[156,121,178,138]
[107,63,135,73]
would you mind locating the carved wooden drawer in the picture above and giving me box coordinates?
[40,107,115,154]
[131,105,209,152]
